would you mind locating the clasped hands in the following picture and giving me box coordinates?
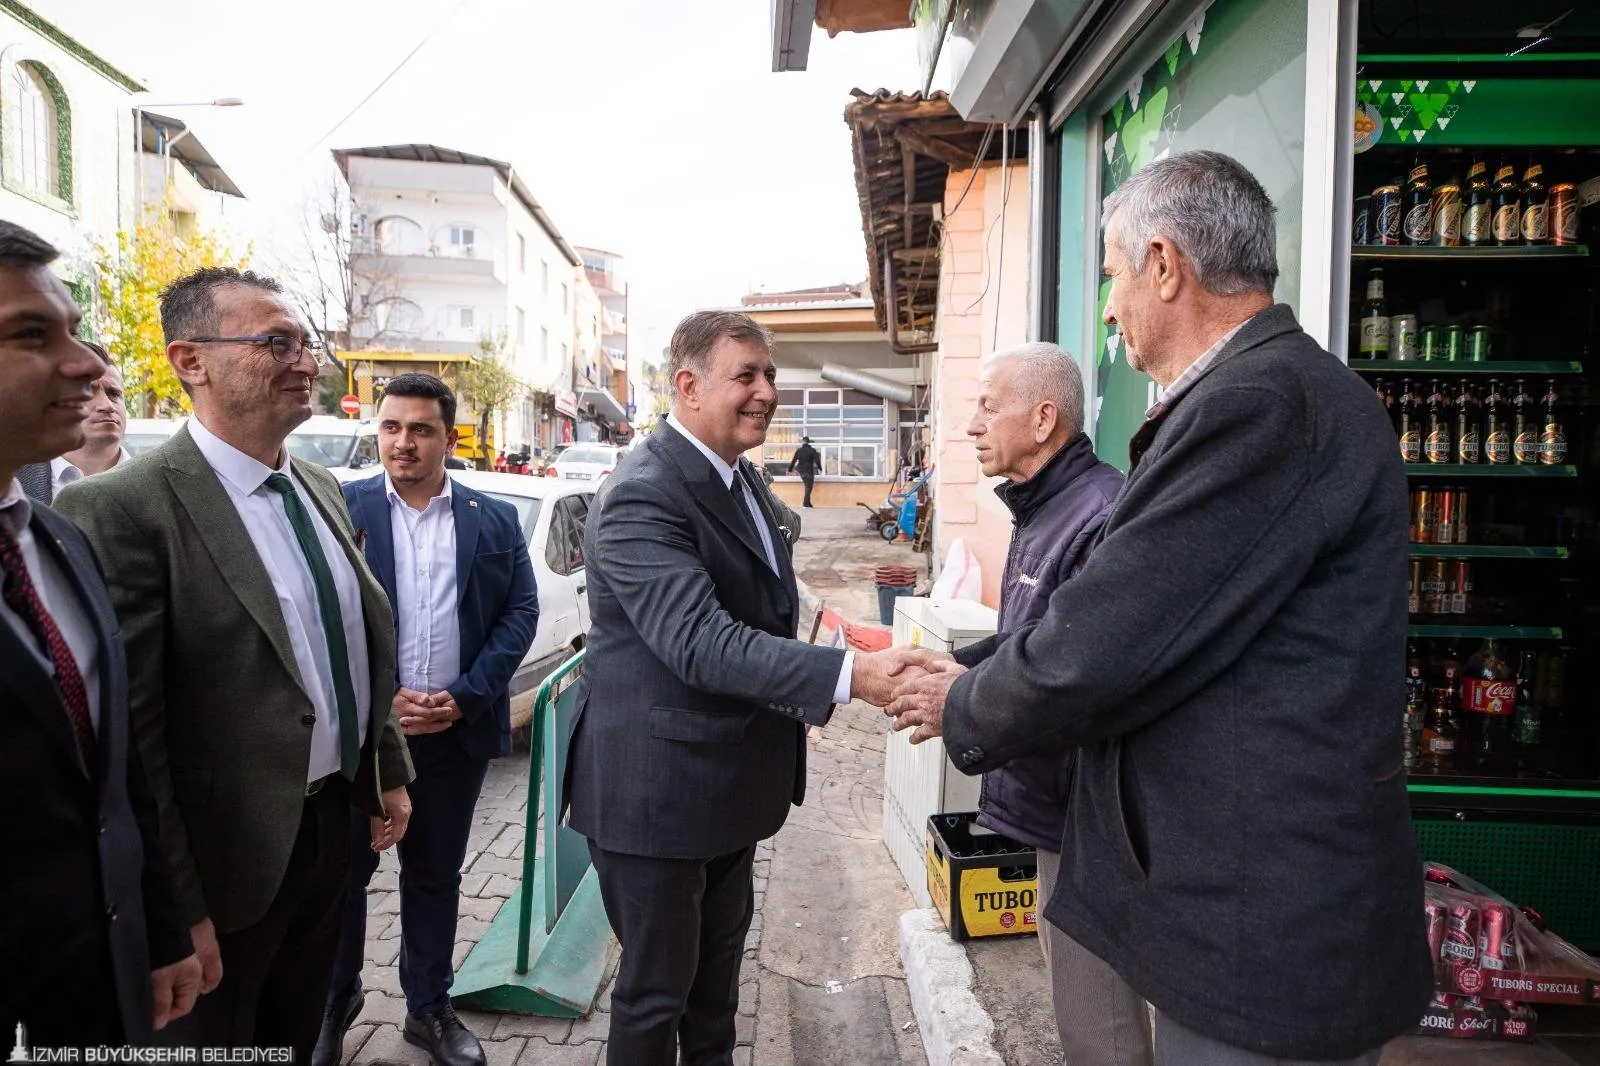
[394,686,463,736]
[850,646,968,744]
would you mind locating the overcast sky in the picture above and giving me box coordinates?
[35,0,921,362]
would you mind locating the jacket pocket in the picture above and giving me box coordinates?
[649,707,750,744]
[170,767,212,808]
[1111,744,1149,880]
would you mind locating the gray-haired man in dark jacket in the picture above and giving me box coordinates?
[887,152,1432,1064]
[955,342,1131,1060]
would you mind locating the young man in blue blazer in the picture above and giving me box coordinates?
[315,374,538,1066]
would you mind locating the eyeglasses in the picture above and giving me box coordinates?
[186,335,328,366]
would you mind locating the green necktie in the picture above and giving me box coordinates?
[264,472,361,781]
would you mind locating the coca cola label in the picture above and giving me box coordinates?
[1464,677,1517,716]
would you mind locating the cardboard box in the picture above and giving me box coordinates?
[1446,965,1600,1006]
[925,812,1038,941]
[1413,999,1538,1041]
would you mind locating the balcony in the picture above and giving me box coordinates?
[601,308,627,337]
[351,244,506,285]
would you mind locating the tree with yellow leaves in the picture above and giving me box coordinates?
[95,198,251,416]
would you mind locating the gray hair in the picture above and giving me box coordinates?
[986,342,1085,438]
[1102,150,1278,296]
[667,310,772,389]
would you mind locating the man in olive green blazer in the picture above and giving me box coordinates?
[55,267,414,1057]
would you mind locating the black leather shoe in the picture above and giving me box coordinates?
[309,987,364,1066]
[403,1006,487,1066]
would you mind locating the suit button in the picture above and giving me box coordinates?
[301,713,317,726]
[105,904,117,921]
[97,816,107,835]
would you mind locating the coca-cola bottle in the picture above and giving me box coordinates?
[1463,639,1518,770]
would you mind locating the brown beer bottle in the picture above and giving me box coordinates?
[1425,379,1454,463]
[1511,378,1538,464]
[1454,379,1481,464]
[1397,378,1424,463]
[1463,158,1493,246]
[1422,682,1459,769]
[1540,378,1567,465]
[1483,379,1511,464]
[1404,158,1434,245]
[1492,158,1523,246]
[1522,158,1549,245]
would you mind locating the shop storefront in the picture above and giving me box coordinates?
[952,0,1600,966]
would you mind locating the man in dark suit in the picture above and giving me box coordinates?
[566,310,934,1066]
[315,374,538,1066]
[887,153,1431,1064]
[55,268,415,1057]
[787,435,820,507]
[0,220,201,1045]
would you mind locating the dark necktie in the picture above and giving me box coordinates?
[0,513,94,767]
[264,473,361,780]
[1128,401,1173,473]
[729,474,774,571]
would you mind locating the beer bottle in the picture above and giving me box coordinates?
[1511,378,1538,464]
[1483,378,1511,464]
[1492,158,1523,246]
[1425,378,1454,463]
[1464,639,1517,770]
[1514,650,1541,762]
[1422,681,1459,770]
[1540,378,1567,465]
[1359,269,1389,357]
[1405,656,1427,771]
[1397,378,1423,463]
[1522,158,1549,245]
[1454,379,1481,464]
[1433,173,1463,247]
[1404,158,1434,245]
[1373,376,1398,434]
[1463,158,1493,246]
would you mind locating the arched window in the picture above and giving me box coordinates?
[5,61,71,203]
[370,297,423,338]
[373,215,424,255]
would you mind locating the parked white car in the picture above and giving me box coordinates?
[548,443,622,487]
[123,418,185,456]
[287,416,381,481]
[449,470,593,696]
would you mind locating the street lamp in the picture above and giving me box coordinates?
[131,98,243,221]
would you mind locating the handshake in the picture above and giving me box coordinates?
[849,646,968,744]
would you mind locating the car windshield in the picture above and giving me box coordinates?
[559,447,614,465]
[287,434,356,468]
[123,433,171,457]
[484,492,541,534]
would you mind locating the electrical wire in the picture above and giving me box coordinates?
[293,0,475,164]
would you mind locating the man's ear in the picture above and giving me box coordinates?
[168,340,207,390]
[675,367,699,410]
[1035,401,1059,444]
[1149,236,1184,303]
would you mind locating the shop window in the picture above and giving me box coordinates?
[5,61,72,206]
[762,387,886,478]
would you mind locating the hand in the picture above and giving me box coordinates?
[394,686,452,736]
[886,659,968,743]
[370,785,412,852]
[188,918,222,995]
[425,690,465,722]
[850,646,952,707]
[150,953,203,1030]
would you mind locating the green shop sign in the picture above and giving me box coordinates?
[1356,77,1600,148]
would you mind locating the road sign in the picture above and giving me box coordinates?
[340,394,361,416]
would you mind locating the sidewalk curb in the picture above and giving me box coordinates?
[899,909,1006,1066]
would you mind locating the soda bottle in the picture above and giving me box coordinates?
[1463,639,1518,770]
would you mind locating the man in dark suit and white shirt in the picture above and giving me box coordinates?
[17,350,128,505]
[0,220,201,1045]
[565,310,934,1066]
[315,374,539,1066]
[55,268,415,1057]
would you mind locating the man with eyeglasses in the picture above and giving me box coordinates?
[18,346,129,503]
[55,267,415,1057]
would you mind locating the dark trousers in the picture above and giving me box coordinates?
[800,475,814,507]
[329,733,489,1015]
[5,928,121,1047]
[588,843,756,1066]
[153,780,352,1058]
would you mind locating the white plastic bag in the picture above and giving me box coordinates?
[930,537,983,604]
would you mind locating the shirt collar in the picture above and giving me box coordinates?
[666,413,737,489]
[188,415,290,495]
[50,455,84,487]
[1145,321,1248,419]
[384,472,453,512]
[0,477,31,532]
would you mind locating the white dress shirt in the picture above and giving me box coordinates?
[386,475,460,694]
[50,447,131,498]
[188,417,371,783]
[666,414,854,704]
[0,478,103,735]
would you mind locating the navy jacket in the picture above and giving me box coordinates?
[941,306,1433,1059]
[343,475,539,761]
[1,502,191,1042]
[953,433,1123,850]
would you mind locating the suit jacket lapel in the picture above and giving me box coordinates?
[31,510,118,779]
[451,482,480,609]
[355,479,399,609]
[657,425,774,572]
[738,459,796,595]
[164,429,310,700]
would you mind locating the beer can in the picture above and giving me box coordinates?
[1451,559,1471,615]
[1442,900,1481,964]
[1374,184,1403,246]
[1408,558,1423,614]
[1479,902,1515,970]
[1425,559,1449,615]
[1434,489,1456,544]
[1455,489,1470,542]
[1419,326,1442,361]
[1433,184,1463,246]
[1425,898,1448,966]
[1444,324,1465,362]
[1390,315,1419,362]
[1466,326,1491,362]
[1353,195,1373,245]
[1551,183,1580,246]
[1411,488,1434,543]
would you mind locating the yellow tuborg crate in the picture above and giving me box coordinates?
[926,812,1039,941]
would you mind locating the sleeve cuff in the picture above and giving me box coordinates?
[832,649,855,705]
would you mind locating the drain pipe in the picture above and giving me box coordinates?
[819,363,915,405]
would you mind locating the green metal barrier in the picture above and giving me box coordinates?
[451,651,616,1016]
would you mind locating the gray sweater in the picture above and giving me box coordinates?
[942,305,1433,1059]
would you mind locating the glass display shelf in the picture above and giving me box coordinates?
[1407,624,1563,639]
[1408,545,1569,560]
[1353,245,1589,261]
[1407,773,1600,816]
[1405,464,1577,478]
[1349,360,1583,375]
